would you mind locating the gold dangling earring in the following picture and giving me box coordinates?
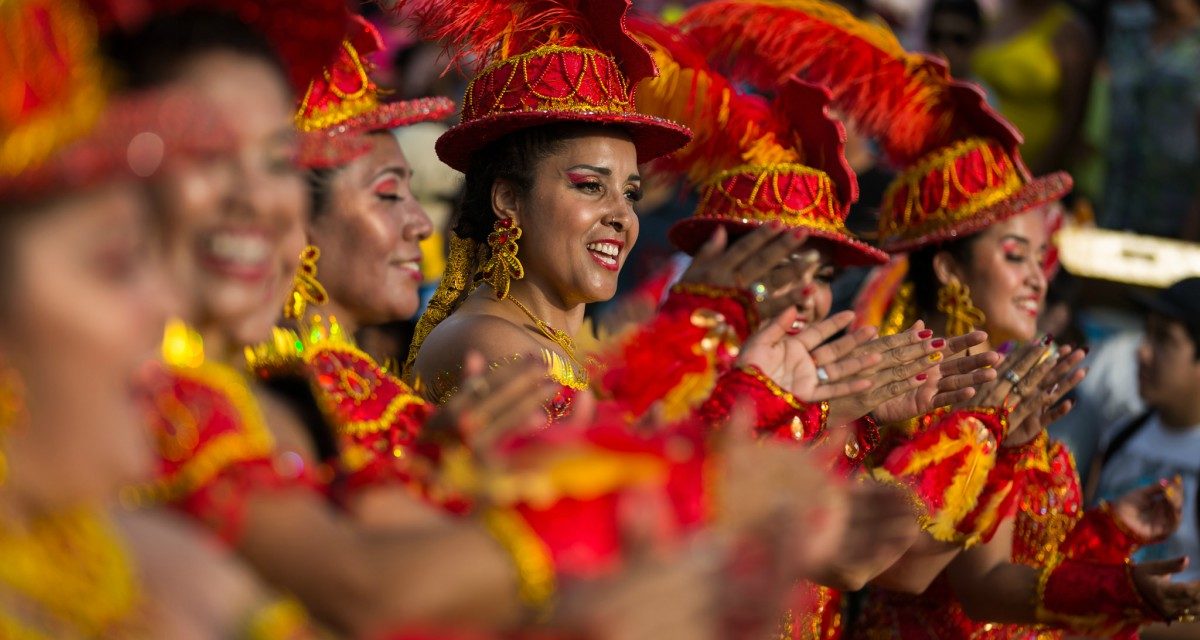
[480,218,524,300]
[285,245,329,320]
[0,364,26,486]
[937,279,986,337]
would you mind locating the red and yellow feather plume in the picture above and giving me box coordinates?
[678,0,961,165]
[630,16,856,212]
[391,0,656,82]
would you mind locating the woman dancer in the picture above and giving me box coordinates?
[678,0,1200,633]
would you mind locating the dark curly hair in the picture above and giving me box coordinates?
[906,235,980,317]
[451,122,625,243]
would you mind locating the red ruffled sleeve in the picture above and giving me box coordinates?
[597,283,754,423]
[137,363,320,545]
[869,406,1014,546]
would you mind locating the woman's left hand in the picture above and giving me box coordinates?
[870,330,1000,424]
[1112,476,1185,544]
[735,308,879,403]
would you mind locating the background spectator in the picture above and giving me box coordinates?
[1087,278,1200,639]
[971,0,1097,175]
[1101,0,1200,241]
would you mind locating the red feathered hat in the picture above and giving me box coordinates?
[630,18,885,266]
[1,0,233,202]
[679,0,1071,254]
[294,14,456,168]
[391,0,692,173]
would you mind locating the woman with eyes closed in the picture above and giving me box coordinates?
[677,2,1200,635]
[842,71,1198,640]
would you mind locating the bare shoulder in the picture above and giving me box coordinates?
[412,310,542,399]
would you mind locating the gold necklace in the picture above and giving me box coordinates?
[0,508,140,637]
[507,296,580,359]
[500,294,592,391]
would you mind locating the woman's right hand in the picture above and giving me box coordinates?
[677,224,811,318]
[421,352,560,454]
[1112,477,1185,545]
[1131,557,1200,623]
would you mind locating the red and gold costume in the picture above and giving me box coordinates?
[857,433,1154,639]
[137,322,321,545]
[621,18,883,639]
[674,1,1165,636]
[401,0,699,414]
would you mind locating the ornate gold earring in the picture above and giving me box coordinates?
[0,364,27,486]
[481,218,524,300]
[937,279,986,337]
[285,245,329,320]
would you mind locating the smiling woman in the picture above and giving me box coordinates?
[402,0,693,404]
[411,124,648,399]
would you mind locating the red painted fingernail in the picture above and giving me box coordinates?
[930,338,946,349]
[916,373,928,381]
[917,329,933,339]
[1081,346,1090,356]
[1041,334,1055,346]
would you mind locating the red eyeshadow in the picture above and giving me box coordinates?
[565,172,592,184]
[374,178,400,194]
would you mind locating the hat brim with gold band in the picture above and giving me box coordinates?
[394,0,692,174]
[667,164,887,266]
[294,14,456,168]
[629,17,886,266]
[875,84,1073,253]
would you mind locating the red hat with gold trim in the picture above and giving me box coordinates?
[630,18,885,266]
[680,0,1072,254]
[1,0,233,202]
[391,0,692,173]
[293,14,456,168]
